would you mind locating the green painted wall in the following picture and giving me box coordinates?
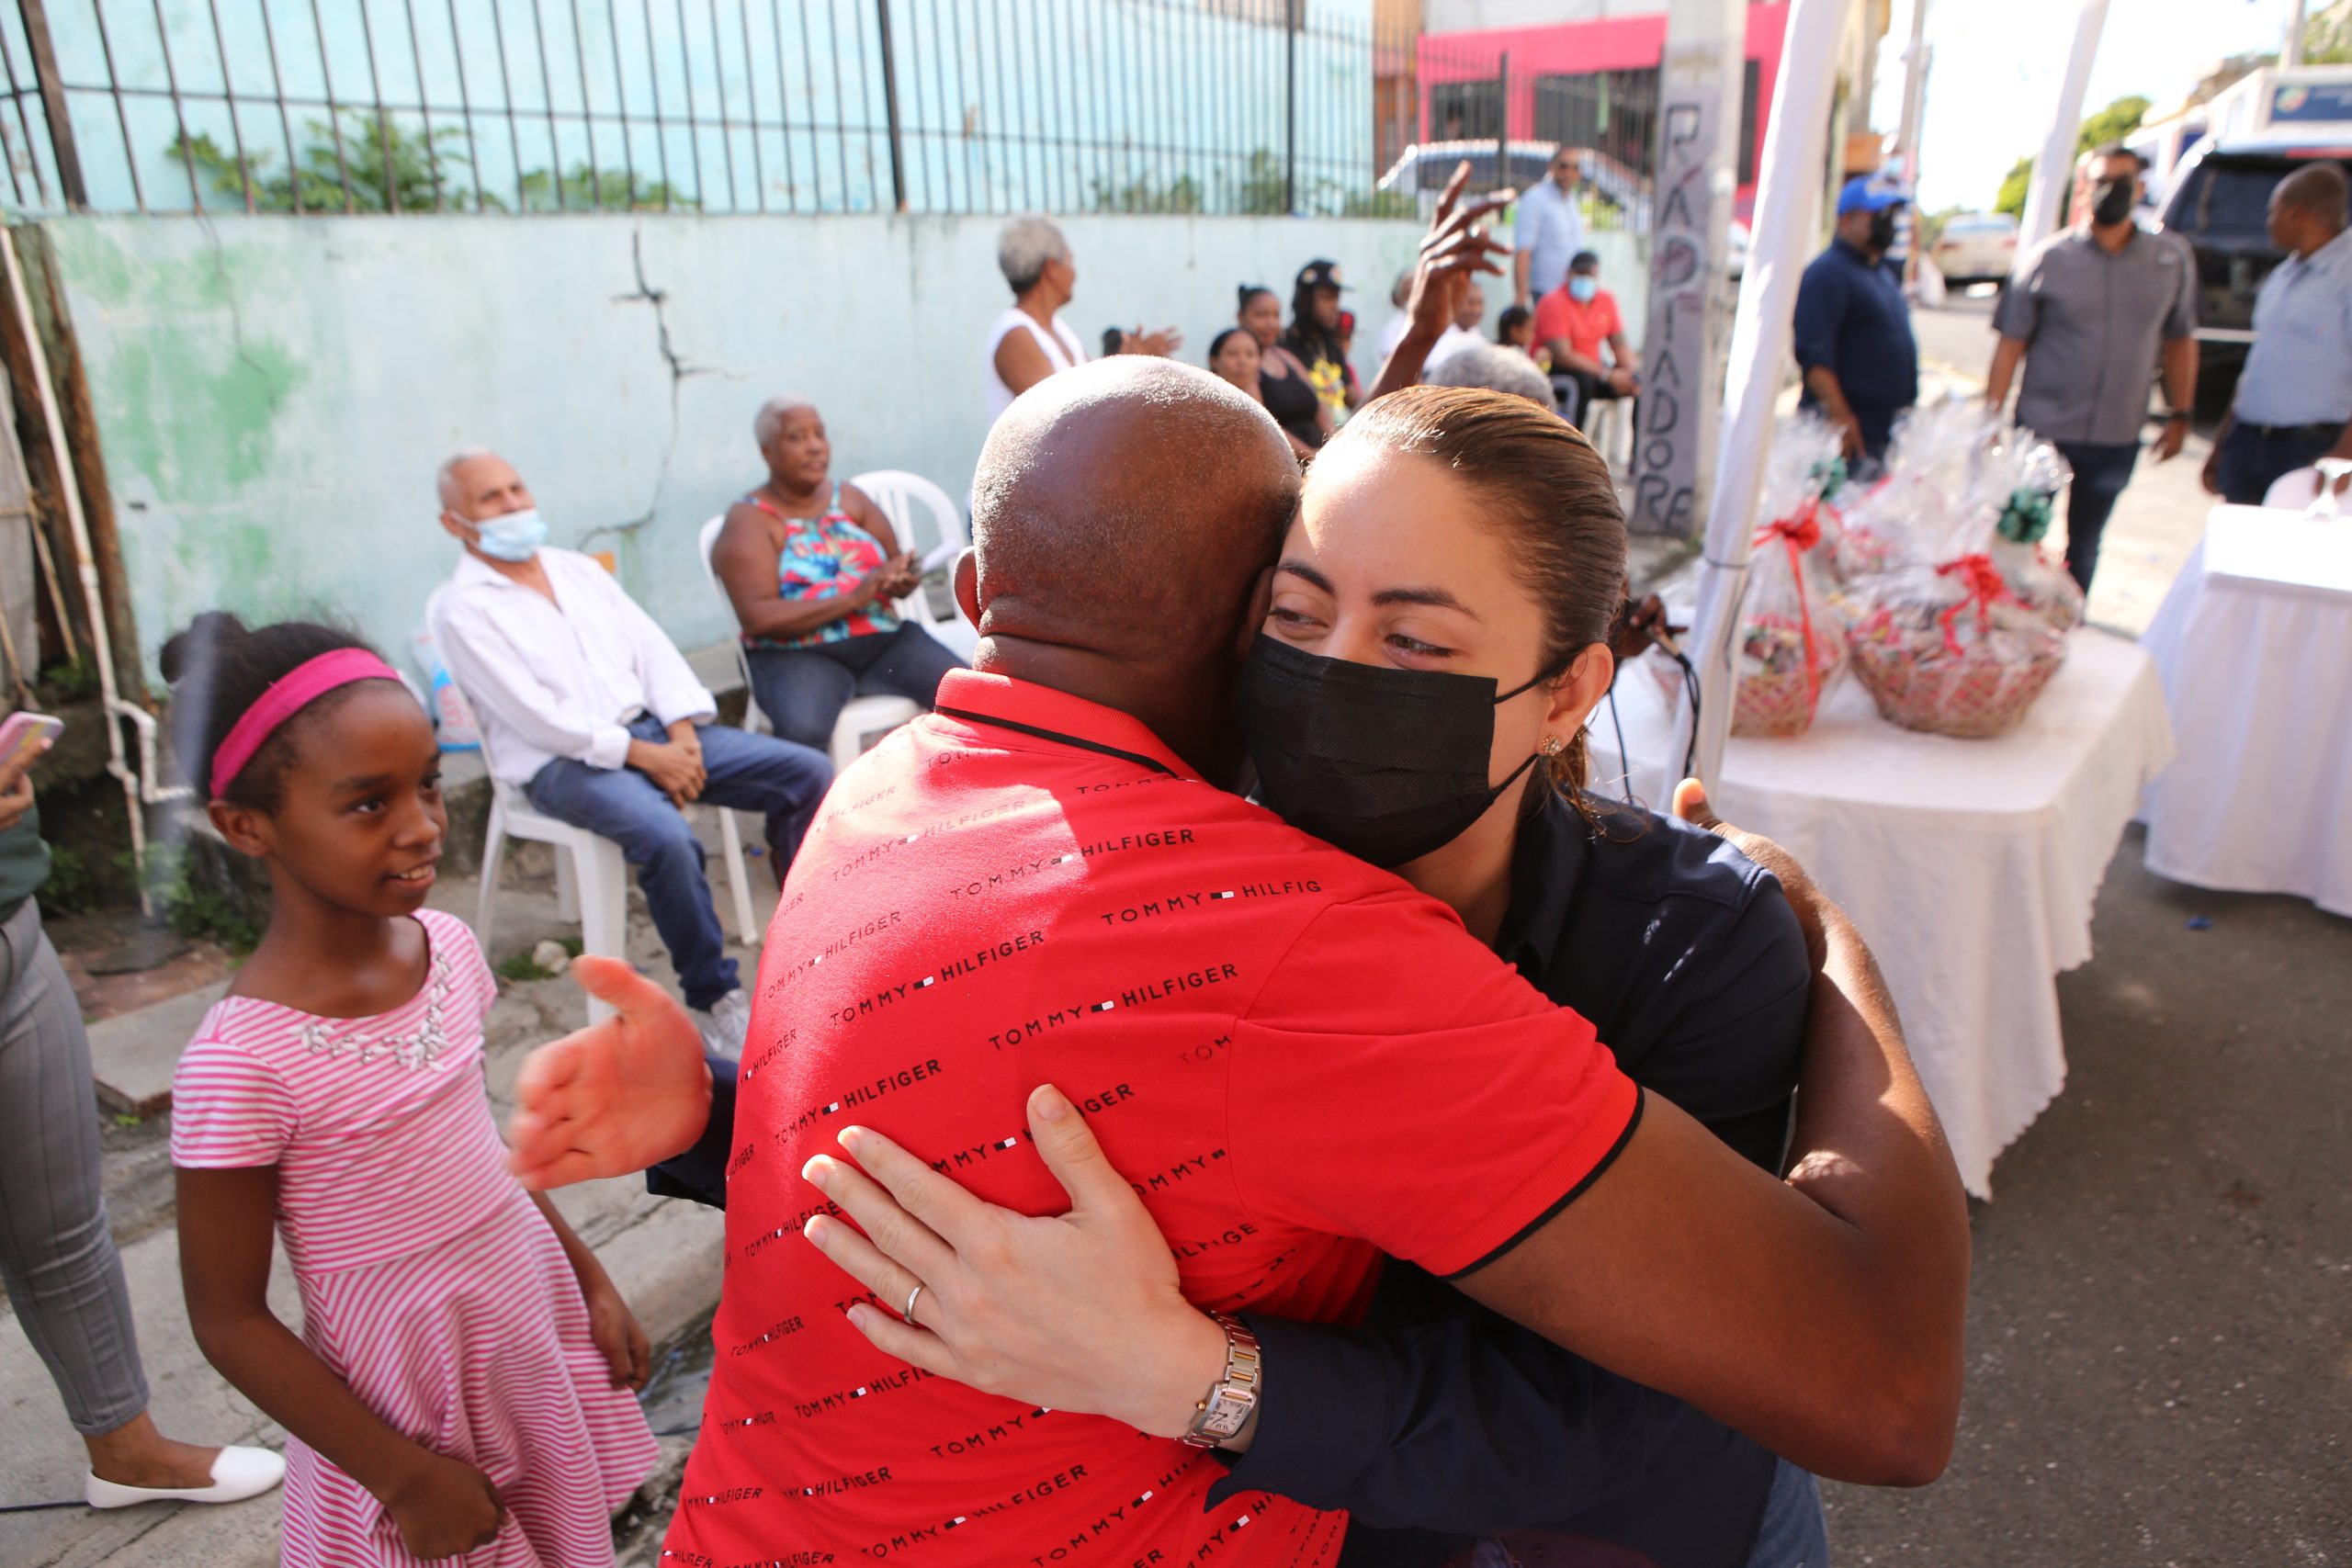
[40,212,1451,681]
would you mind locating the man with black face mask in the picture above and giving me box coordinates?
[1792,175,1919,467]
[1989,143,2199,593]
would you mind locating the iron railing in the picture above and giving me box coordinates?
[0,1,1673,225]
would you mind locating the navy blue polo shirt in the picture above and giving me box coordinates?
[651,793,1811,1568]
[1793,237,1920,456]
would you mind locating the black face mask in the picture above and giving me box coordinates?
[1233,634,1559,869]
[1868,209,1901,251]
[2090,177,2135,227]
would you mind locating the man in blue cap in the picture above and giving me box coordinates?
[1792,175,1919,466]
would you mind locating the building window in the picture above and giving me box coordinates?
[1431,79,1504,141]
[1533,69,1661,175]
[1530,60,1756,184]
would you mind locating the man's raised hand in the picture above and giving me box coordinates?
[1368,162,1514,401]
[505,956,714,1190]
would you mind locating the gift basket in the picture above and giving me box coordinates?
[1842,499,2069,739]
[1982,429,2085,634]
[1728,419,1850,737]
[1827,400,1987,584]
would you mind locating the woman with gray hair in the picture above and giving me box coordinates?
[714,398,964,752]
[985,216,1180,430]
[1425,339,1561,409]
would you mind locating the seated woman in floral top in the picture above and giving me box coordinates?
[713,398,964,752]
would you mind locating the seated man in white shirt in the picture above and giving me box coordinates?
[428,448,831,1055]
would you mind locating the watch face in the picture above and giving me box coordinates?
[1199,1396,1250,1439]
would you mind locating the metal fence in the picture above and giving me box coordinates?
[0,1,1687,226]
[0,0,1384,218]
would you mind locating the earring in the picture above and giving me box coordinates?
[1539,735,1566,757]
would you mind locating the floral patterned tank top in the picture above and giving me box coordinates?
[745,482,901,650]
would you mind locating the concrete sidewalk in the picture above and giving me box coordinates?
[0,852,742,1568]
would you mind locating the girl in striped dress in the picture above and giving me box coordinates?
[161,614,658,1566]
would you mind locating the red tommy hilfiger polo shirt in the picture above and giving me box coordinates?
[666,669,1640,1568]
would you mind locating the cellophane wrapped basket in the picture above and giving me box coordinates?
[1845,518,2069,739]
[1982,429,2085,634]
[1828,403,1974,580]
[1733,419,1850,737]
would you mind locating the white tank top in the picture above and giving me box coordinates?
[984,307,1088,429]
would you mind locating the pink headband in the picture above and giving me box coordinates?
[209,648,404,800]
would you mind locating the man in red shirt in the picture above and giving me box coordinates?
[1532,250,1639,426]
[510,360,1966,1568]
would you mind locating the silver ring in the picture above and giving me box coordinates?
[903,1281,925,1325]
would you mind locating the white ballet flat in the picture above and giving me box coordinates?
[85,1444,286,1508]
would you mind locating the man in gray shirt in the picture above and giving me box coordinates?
[1986,144,2199,592]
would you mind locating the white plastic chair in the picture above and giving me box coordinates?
[698,513,920,773]
[847,468,980,662]
[1584,397,1634,472]
[428,587,760,1026]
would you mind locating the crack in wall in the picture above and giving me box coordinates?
[586,225,711,549]
[196,214,277,385]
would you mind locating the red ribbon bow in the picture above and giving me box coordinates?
[1935,553,2014,656]
[1750,499,1838,706]
[1761,501,1825,554]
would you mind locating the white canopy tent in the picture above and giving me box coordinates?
[1665,0,1846,790]
[2016,0,2114,256]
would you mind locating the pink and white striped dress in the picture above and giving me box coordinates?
[171,908,657,1567]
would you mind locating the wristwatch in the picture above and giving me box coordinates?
[1179,1312,1262,1449]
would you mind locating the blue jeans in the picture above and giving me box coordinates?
[2052,440,2141,593]
[2214,419,2339,506]
[1745,1460,1830,1567]
[526,716,831,1010]
[747,625,964,753]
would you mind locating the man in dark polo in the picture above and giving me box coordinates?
[1986,143,2199,592]
[1793,175,1919,468]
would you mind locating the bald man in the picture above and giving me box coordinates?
[507,357,1967,1566]
[427,448,831,1055]
[2205,161,2352,504]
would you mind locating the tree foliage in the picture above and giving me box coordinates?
[173,111,694,213]
[1992,94,2151,219]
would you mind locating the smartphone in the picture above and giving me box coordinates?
[0,711,62,784]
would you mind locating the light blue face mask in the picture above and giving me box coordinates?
[461,506,548,563]
[1567,276,1600,304]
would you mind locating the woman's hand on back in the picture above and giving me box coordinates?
[800,1085,1230,1441]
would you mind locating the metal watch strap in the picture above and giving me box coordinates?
[1178,1312,1262,1449]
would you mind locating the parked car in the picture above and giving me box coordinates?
[1929,211,2018,288]
[1374,141,1755,276]
[1376,141,1655,230]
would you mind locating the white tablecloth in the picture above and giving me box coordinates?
[2139,507,2352,919]
[1593,630,2175,1198]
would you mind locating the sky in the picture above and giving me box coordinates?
[1874,0,2305,212]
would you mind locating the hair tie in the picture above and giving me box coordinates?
[209,648,404,799]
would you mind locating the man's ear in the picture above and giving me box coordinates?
[207,797,274,860]
[952,548,980,630]
[1232,563,1276,668]
[437,509,473,547]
